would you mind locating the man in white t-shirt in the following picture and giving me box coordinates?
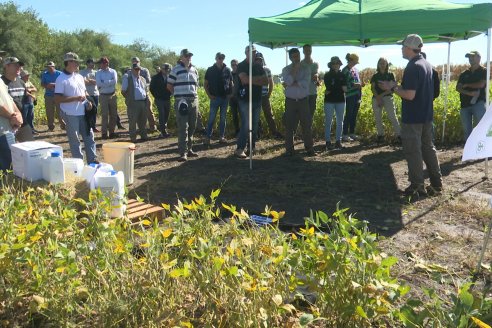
[54,52,97,163]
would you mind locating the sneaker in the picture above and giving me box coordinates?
[178,154,187,162]
[326,141,333,151]
[342,135,353,142]
[162,130,171,137]
[350,134,358,141]
[306,149,316,157]
[274,132,284,140]
[403,184,427,198]
[187,150,199,157]
[334,141,344,150]
[426,185,443,196]
[219,137,227,144]
[204,137,211,146]
[234,149,247,159]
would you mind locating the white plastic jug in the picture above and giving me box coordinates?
[95,170,126,218]
[82,162,114,189]
[42,151,65,184]
[102,142,135,185]
[63,158,84,177]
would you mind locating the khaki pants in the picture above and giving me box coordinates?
[175,97,198,155]
[146,97,156,130]
[284,97,313,152]
[372,96,401,136]
[45,95,63,130]
[127,100,148,142]
[99,93,118,135]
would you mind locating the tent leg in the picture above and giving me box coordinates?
[475,202,492,276]
[484,28,491,179]
[441,42,451,144]
[249,41,253,170]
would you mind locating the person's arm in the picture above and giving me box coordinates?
[456,82,479,97]
[282,66,295,86]
[267,74,274,98]
[121,75,129,98]
[204,79,214,100]
[378,80,415,100]
[239,70,268,86]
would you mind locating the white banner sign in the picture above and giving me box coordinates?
[462,104,492,162]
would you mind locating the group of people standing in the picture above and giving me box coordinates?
[0,34,488,198]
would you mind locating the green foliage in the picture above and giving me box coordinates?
[0,175,405,327]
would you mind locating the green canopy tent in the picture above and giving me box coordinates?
[243,0,492,165]
[248,0,492,271]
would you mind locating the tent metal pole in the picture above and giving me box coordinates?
[441,41,451,144]
[485,29,491,178]
[249,42,253,170]
[475,198,492,276]
[285,47,288,67]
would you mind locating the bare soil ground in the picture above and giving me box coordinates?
[39,116,492,300]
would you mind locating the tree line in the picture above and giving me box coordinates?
[0,1,179,82]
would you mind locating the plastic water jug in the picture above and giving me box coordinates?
[95,170,126,218]
[82,162,114,189]
[63,158,84,177]
[42,151,65,184]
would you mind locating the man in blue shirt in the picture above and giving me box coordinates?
[41,61,63,131]
[379,34,442,198]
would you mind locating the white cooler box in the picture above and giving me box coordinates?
[11,141,63,181]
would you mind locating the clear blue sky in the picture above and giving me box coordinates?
[10,0,492,77]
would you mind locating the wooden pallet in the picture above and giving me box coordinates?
[126,198,164,222]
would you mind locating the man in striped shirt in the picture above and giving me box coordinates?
[167,49,200,162]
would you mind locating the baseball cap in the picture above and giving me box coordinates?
[132,63,141,69]
[255,52,264,60]
[131,56,140,63]
[3,57,24,66]
[63,52,82,62]
[86,58,94,64]
[399,34,423,50]
[245,45,256,53]
[20,69,30,77]
[96,56,109,64]
[162,63,172,70]
[215,52,225,60]
[45,61,55,67]
[465,50,481,58]
[180,49,193,57]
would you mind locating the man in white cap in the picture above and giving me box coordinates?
[55,52,97,163]
[41,60,63,131]
[167,49,200,162]
[456,50,487,142]
[379,34,442,198]
[132,56,156,132]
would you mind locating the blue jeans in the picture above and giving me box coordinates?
[61,111,97,163]
[324,102,344,142]
[155,98,171,134]
[0,134,12,171]
[237,99,261,150]
[22,103,34,129]
[460,100,486,142]
[343,95,360,135]
[206,96,229,139]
